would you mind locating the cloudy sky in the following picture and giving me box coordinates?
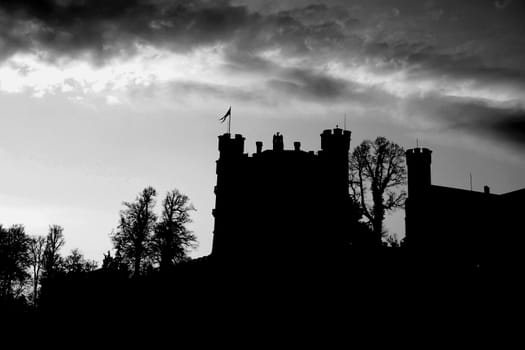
[0,0,524,261]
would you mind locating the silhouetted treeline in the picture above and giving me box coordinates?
[109,187,197,276]
[0,224,97,312]
[1,186,197,313]
[40,186,197,313]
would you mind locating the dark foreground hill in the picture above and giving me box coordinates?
[36,245,522,323]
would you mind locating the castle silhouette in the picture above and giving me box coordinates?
[210,128,525,273]
[200,128,525,318]
[27,127,524,316]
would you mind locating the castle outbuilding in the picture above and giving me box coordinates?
[404,147,525,271]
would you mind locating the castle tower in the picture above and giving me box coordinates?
[320,127,351,153]
[317,127,352,244]
[218,133,245,159]
[212,133,246,255]
[405,148,432,199]
[405,147,432,247]
[319,127,352,196]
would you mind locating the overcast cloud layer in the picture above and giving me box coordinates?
[1,0,524,151]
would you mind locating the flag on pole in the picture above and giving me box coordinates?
[219,106,231,123]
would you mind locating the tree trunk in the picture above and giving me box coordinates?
[372,218,383,246]
[372,191,385,247]
[33,274,38,307]
[134,249,141,277]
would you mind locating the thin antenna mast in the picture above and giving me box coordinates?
[470,173,473,191]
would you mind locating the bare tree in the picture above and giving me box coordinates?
[111,187,157,277]
[0,225,30,299]
[153,189,197,271]
[42,225,65,279]
[28,236,45,307]
[349,137,407,246]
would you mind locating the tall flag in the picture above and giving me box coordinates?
[219,106,231,123]
[219,106,232,133]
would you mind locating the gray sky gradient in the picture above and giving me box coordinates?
[0,0,524,261]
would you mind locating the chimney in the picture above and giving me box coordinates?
[273,132,284,151]
[484,185,490,194]
[294,142,301,151]
[256,141,263,154]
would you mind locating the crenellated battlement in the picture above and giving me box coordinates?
[321,127,351,153]
[218,133,245,156]
[406,147,432,160]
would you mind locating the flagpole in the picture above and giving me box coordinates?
[219,106,232,134]
[228,107,231,134]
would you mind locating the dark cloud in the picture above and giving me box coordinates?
[495,0,514,10]
[277,67,348,99]
[360,40,525,93]
[1,0,524,150]
[222,49,279,73]
[451,105,525,149]
[2,0,523,83]
[407,94,525,149]
[267,75,346,101]
[0,0,256,62]
[220,48,396,105]
[169,80,262,102]
[0,0,364,63]
[265,66,395,107]
[491,113,525,146]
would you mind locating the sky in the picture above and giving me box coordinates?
[0,0,524,262]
